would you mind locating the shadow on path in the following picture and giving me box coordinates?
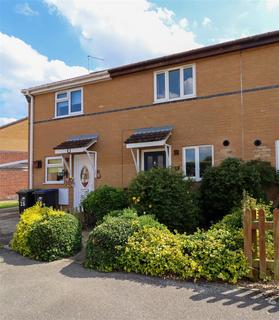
[0,248,44,266]
[60,260,279,314]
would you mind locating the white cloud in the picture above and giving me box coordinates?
[202,17,211,27]
[0,117,18,126]
[265,0,279,10]
[44,0,201,67]
[179,18,188,29]
[15,2,39,16]
[0,32,87,119]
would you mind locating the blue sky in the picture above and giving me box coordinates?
[0,0,278,124]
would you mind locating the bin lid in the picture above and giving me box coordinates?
[17,188,38,194]
[33,189,58,194]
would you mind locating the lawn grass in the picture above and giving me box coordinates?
[0,200,18,209]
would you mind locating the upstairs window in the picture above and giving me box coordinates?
[55,88,83,117]
[154,64,196,102]
[183,145,213,181]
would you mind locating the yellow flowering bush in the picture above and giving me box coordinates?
[11,203,76,260]
[11,203,81,261]
[121,227,198,279]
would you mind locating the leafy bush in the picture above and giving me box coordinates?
[121,227,197,279]
[121,223,248,283]
[84,209,165,271]
[200,158,277,224]
[28,214,82,261]
[128,168,200,232]
[82,185,128,223]
[12,203,81,261]
[183,227,248,283]
[11,203,65,257]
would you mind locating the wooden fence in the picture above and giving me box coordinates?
[243,208,279,280]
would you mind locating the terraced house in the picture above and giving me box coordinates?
[22,31,279,209]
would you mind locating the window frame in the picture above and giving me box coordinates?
[45,156,64,184]
[154,64,196,103]
[182,145,214,181]
[55,87,83,118]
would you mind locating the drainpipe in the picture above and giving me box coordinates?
[22,90,34,189]
[240,51,245,160]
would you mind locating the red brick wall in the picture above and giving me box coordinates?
[0,150,28,165]
[0,170,28,200]
[0,151,28,200]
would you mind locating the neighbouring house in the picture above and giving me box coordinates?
[0,117,28,200]
[22,31,279,209]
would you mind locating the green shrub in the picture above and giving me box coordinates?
[11,203,65,257]
[82,185,128,223]
[121,223,248,283]
[128,168,200,232]
[121,227,197,279]
[200,158,277,224]
[183,227,248,283]
[27,213,82,261]
[85,209,165,271]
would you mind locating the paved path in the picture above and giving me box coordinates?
[0,248,278,320]
[0,208,19,245]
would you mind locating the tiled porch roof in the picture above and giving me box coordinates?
[54,134,98,150]
[125,126,173,144]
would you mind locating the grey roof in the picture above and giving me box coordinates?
[0,160,28,170]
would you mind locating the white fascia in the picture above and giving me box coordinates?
[21,70,111,95]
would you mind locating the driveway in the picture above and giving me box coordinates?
[0,208,19,245]
[0,248,278,320]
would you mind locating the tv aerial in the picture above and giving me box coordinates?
[87,55,104,72]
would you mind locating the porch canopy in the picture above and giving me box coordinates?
[54,134,98,154]
[125,126,173,172]
[53,134,98,178]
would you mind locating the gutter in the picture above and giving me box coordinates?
[22,70,110,95]
[22,89,34,189]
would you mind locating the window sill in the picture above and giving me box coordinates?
[43,181,64,185]
[54,112,83,119]
[153,94,197,104]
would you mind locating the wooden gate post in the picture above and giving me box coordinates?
[258,209,266,279]
[244,208,253,278]
[274,208,279,280]
[251,209,257,259]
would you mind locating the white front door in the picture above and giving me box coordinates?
[74,154,94,208]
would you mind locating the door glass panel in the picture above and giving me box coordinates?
[144,151,166,171]
[157,155,164,167]
[169,69,180,99]
[185,148,195,177]
[80,166,89,187]
[199,146,212,178]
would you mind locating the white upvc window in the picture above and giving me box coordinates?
[182,145,214,181]
[276,140,279,171]
[55,88,83,118]
[45,156,64,184]
[154,64,196,103]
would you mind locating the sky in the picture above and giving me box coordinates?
[0,0,278,125]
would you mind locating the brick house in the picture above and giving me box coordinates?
[22,31,279,209]
[0,118,28,200]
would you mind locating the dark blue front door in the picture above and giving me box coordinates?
[144,151,166,171]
